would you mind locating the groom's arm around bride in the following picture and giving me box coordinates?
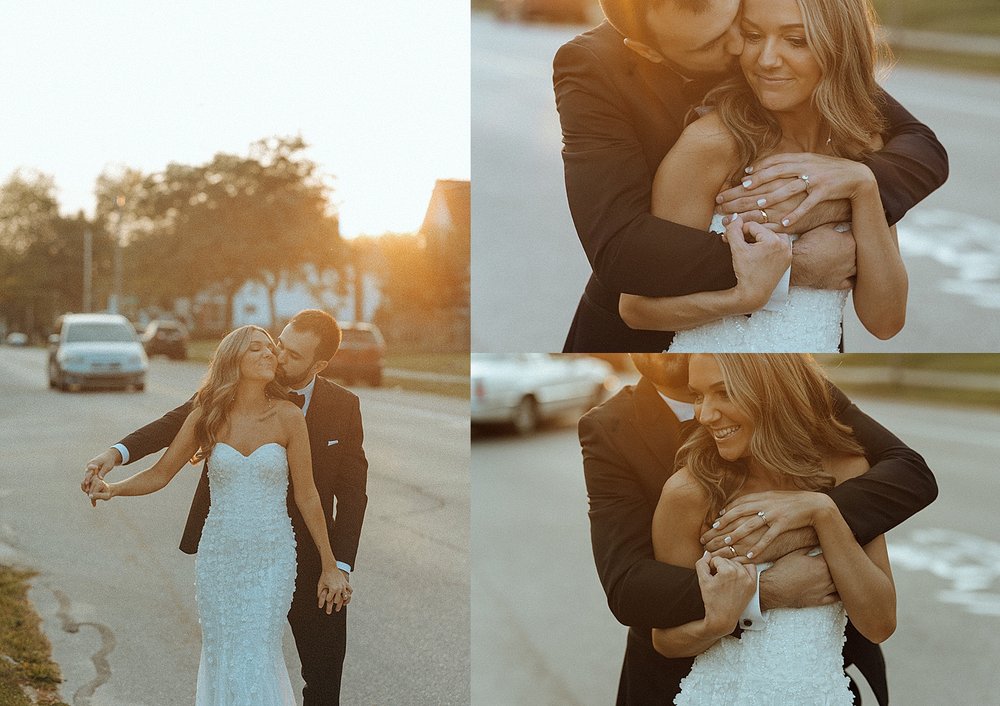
[579,372,936,703]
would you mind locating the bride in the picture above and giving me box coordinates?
[652,354,895,704]
[618,0,908,352]
[89,325,347,705]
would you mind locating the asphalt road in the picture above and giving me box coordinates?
[472,384,1000,704]
[0,347,469,705]
[471,12,1000,352]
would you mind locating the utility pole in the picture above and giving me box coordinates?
[109,195,125,314]
[83,228,92,312]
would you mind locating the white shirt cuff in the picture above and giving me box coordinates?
[738,562,772,631]
[336,561,352,574]
[761,266,791,312]
[112,443,130,465]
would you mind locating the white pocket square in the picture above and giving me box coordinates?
[327,440,339,446]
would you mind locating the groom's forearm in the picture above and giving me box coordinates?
[117,397,194,464]
[828,386,937,545]
[864,90,948,225]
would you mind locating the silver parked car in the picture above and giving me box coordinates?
[471,353,618,434]
[48,313,149,391]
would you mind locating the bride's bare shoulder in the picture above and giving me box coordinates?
[659,466,711,511]
[675,111,739,161]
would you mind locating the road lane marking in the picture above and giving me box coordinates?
[890,528,1000,616]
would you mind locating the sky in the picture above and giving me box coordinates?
[0,1,470,238]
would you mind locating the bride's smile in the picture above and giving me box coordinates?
[688,355,755,461]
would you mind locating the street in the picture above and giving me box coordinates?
[471,12,1000,352]
[472,387,1000,704]
[0,348,469,705]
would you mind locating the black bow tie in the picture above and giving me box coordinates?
[287,392,306,409]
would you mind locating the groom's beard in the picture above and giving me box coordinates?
[275,367,311,390]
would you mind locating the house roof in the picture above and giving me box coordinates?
[419,179,470,238]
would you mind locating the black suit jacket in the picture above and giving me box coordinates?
[555,21,949,352]
[118,376,368,571]
[579,376,937,704]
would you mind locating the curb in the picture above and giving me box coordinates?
[824,366,1000,393]
[886,27,1000,57]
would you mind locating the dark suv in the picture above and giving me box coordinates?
[324,322,385,387]
[141,320,189,360]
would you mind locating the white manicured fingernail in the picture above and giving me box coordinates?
[747,551,754,559]
[724,536,732,545]
[745,166,753,174]
[712,521,720,529]
[756,198,766,207]
[742,179,752,188]
[782,218,791,227]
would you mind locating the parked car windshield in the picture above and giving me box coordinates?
[65,323,137,343]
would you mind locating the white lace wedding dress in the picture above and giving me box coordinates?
[194,442,297,706]
[674,602,854,705]
[668,215,848,352]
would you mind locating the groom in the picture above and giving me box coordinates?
[81,309,367,705]
[555,0,949,352]
[580,354,937,703]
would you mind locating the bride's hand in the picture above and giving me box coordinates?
[727,216,792,311]
[317,569,351,615]
[88,477,115,504]
[719,152,874,229]
[704,490,834,560]
[695,552,757,638]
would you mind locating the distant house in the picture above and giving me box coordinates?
[170,265,381,335]
[170,178,469,342]
[421,178,470,309]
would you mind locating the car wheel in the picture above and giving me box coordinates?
[511,396,539,435]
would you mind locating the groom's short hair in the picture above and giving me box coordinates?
[288,309,342,364]
[601,0,713,43]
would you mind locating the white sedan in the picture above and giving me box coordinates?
[48,313,149,391]
[471,354,618,434]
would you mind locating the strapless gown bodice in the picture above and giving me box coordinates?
[668,215,847,352]
[675,603,854,705]
[195,442,297,706]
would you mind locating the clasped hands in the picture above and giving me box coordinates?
[716,152,863,292]
[81,448,121,506]
[318,568,353,614]
[699,490,839,611]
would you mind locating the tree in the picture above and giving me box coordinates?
[0,172,113,336]
[107,136,345,330]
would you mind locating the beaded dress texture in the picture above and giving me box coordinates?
[667,215,848,352]
[675,602,854,705]
[194,442,297,706]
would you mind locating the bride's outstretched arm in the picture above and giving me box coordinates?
[88,408,201,500]
[284,405,350,614]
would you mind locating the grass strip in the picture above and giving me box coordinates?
[0,566,67,706]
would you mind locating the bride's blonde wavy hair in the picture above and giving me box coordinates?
[702,0,891,185]
[192,325,285,462]
[676,354,865,524]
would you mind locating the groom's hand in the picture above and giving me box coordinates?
[82,448,123,506]
[789,224,856,290]
[758,549,838,611]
